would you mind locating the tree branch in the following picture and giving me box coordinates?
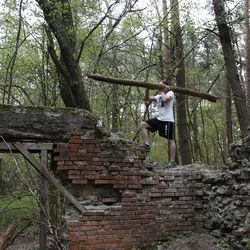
[76,1,119,63]
[87,74,218,102]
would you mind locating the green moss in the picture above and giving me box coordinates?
[0,104,16,111]
[102,132,136,150]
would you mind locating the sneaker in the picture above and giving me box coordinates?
[140,144,151,152]
[166,161,177,168]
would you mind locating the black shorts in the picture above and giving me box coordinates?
[145,118,175,140]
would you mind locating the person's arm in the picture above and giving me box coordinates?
[161,85,172,102]
[145,88,156,103]
[161,91,172,102]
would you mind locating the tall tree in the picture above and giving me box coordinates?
[245,0,250,114]
[2,0,24,105]
[162,0,173,82]
[189,32,201,162]
[225,73,233,146]
[213,0,249,137]
[36,0,90,110]
[170,0,192,164]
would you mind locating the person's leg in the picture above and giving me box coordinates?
[168,139,176,161]
[139,122,152,145]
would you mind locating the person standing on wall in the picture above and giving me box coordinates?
[139,80,177,168]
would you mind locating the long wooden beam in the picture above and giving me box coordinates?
[14,142,85,212]
[88,74,218,103]
[0,142,53,153]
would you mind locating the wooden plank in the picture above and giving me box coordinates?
[0,142,53,153]
[88,73,218,102]
[39,150,47,250]
[13,142,85,212]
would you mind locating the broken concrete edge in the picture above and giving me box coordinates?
[0,104,144,148]
[0,104,97,142]
[0,103,93,116]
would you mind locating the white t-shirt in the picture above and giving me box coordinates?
[155,91,175,122]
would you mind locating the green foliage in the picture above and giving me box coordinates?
[246,239,250,249]
[0,0,247,166]
[0,154,41,234]
[150,135,168,163]
[0,191,39,234]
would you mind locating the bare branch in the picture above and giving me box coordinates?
[76,1,120,63]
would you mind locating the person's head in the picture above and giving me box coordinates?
[159,80,168,85]
[159,80,171,93]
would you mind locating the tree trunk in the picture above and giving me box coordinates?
[225,72,233,146]
[36,0,90,110]
[2,0,23,105]
[190,34,200,162]
[192,106,200,161]
[0,156,3,195]
[170,0,192,164]
[245,0,250,115]
[106,2,119,133]
[213,0,249,137]
[162,0,174,83]
[111,84,119,133]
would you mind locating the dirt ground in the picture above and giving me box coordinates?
[6,233,233,250]
[150,233,233,250]
[6,235,39,250]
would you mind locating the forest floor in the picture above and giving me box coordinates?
[5,232,234,250]
[146,232,233,250]
[6,235,39,250]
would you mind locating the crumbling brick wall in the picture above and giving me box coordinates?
[53,126,203,250]
[0,105,248,249]
[53,116,250,250]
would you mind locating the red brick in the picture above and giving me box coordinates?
[113,185,128,189]
[57,165,69,170]
[68,170,80,175]
[56,160,65,165]
[82,211,104,216]
[95,180,112,184]
[69,138,83,144]
[84,139,98,144]
[141,179,159,185]
[68,175,82,179]
[78,156,91,161]
[54,156,69,161]
[179,196,193,201]
[69,165,81,170]
[83,175,98,180]
[81,170,97,175]
[87,161,103,166]
[149,193,162,197]
[113,180,125,185]
[103,161,111,166]
[108,165,121,171]
[73,160,88,165]
[72,179,88,184]
[151,188,165,193]
[127,184,142,189]
[61,161,71,165]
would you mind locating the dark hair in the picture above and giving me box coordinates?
[160,80,168,85]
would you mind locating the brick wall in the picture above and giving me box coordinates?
[53,126,204,250]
